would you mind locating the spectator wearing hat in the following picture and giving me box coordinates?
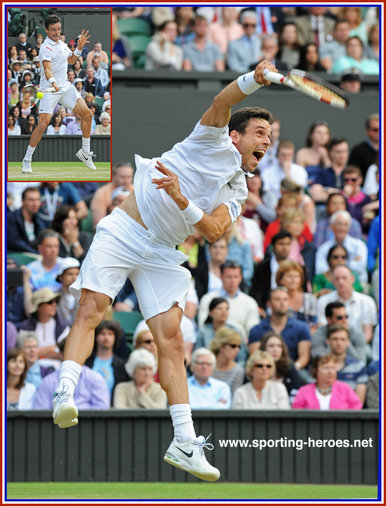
[19,287,70,360]
[31,56,41,83]
[73,78,87,99]
[94,111,110,135]
[19,69,34,93]
[56,257,81,327]
[113,349,167,409]
[340,67,362,93]
[10,60,23,84]
[35,363,110,411]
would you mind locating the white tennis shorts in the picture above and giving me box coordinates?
[38,82,81,115]
[70,208,191,321]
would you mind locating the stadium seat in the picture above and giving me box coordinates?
[8,252,40,265]
[127,35,151,68]
[117,17,151,37]
[113,310,143,349]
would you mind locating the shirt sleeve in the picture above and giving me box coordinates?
[39,45,52,63]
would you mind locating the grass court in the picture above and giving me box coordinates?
[7,161,111,181]
[6,482,378,500]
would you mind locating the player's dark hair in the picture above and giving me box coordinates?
[271,230,292,246]
[327,137,347,152]
[325,301,345,318]
[45,14,61,29]
[229,107,273,134]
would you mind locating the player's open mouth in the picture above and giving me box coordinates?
[253,150,266,163]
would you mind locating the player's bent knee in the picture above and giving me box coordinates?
[77,291,110,328]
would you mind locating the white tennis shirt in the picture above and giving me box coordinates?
[39,37,72,88]
[134,121,248,246]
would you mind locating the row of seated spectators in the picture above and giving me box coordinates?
[112,5,379,79]
[7,31,111,136]
[6,109,379,412]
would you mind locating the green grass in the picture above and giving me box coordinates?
[7,162,111,181]
[6,482,378,500]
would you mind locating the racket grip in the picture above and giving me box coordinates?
[262,69,286,85]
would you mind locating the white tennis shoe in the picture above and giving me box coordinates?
[76,149,96,171]
[164,434,220,482]
[52,387,78,429]
[22,159,32,173]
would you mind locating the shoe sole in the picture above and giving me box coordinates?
[53,405,78,429]
[163,454,220,482]
[76,151,96,171]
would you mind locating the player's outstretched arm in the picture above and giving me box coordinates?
[42,60,60,91]
[200,60,278,129]
[68,29,90,65]
[152,161,231,243]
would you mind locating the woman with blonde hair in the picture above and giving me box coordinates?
[275,259,317,331]
[232,350,290,409]
[210,327,244,394]
[280,208,316,283]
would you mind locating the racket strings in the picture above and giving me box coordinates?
[289,74,347,109]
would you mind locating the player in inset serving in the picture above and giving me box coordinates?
[21,14,96,174]
[52,58,278,482]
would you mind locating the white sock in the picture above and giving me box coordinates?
[170,403,196,442]
[57,360,82,397]
[24,145,35,161]
[82,137,91,155]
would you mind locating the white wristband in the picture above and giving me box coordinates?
[74,47,82,57]
[48,77,56,85]
[237,71,263,95]
[180,201,204,225]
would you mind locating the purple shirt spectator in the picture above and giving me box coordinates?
[65,118,82,135]
[7,321,18,350]
[34,366,110,409]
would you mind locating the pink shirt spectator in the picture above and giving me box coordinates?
[292,381,363,410]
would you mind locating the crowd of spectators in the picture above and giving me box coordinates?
[7,84,380,411]
[8,28,111,137]
[113,5,379,88]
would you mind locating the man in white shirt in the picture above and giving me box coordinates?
[315,210,368,282]
[198,261,259,340]
[316,265,377,344]
[261,140,307,198]
[21,14,96,174]
[52,58,278,481]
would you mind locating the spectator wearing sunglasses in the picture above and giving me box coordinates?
[313,244,363,298]
[341,165,372,226]
[311,301,367,363]
[232,350,290,409]
[227,10,262,72]
[209,327,244,395]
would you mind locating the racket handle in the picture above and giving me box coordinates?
[263,69,294,88]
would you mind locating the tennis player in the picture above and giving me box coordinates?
[21,14,96,174]
[53,59,278,481]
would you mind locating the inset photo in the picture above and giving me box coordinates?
[7,7,111,181]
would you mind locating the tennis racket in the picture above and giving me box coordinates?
[263,68,349,109]
[20,84,59,107]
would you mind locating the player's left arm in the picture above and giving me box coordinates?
[68,29,90,65]
[152,161,232,243]
[200,60,277,128]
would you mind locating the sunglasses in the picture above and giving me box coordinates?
[243,23,256,28]
[335,314,348,320]
[254,363,272,369]
[331,255,347,259]
[226,343,241,349]
[344,177,358,182]
[42,299,57,305]
[140,339,155,345]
